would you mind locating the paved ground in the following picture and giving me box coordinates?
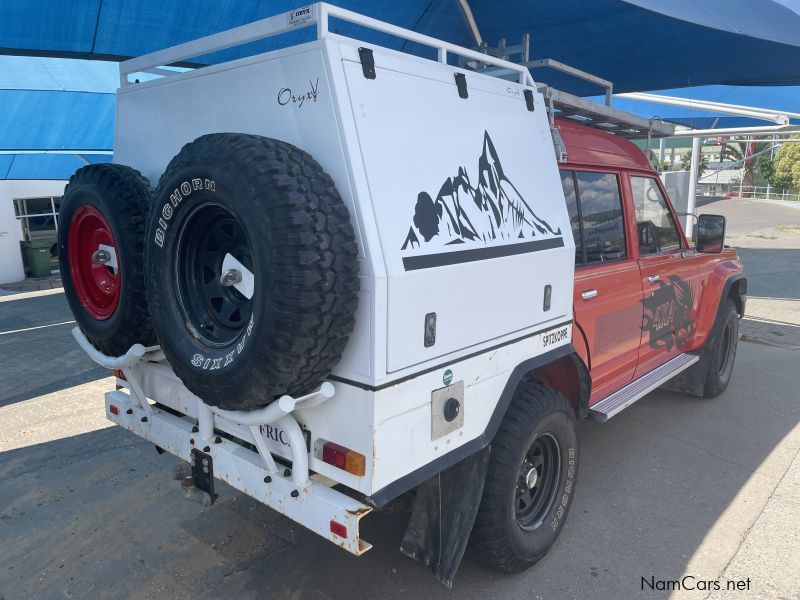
[1,199,798,599]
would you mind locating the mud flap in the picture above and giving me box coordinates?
[660,351,707,396]
[399,447,490,587]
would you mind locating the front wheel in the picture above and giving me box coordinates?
[471,379,578,573]
[702,298,739,398]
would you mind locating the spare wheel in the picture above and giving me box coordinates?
[59,163,156,356]
[145,133,359,411]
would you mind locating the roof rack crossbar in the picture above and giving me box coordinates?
[120,2,535,88]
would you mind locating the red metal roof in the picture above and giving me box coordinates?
[555,118,653,172]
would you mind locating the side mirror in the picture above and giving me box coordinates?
[696,214,726,253]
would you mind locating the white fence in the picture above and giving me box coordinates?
[699,183,800,203]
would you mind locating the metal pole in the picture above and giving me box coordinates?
[686,136,700,236]
[457,0,483,47]
[739,168,744,197]
[658,138,665,170]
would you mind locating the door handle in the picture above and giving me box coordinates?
[581,289,598,300]
[648,274,660,283]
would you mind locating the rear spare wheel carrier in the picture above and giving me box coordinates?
[59,163,156,355]
[145,133,359,411]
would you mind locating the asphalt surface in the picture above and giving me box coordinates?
[0,198,798,599]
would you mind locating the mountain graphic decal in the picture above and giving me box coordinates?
[402,131,561,252]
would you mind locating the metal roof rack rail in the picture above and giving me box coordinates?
[470,34,675,140]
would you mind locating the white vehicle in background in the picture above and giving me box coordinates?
[59,2,743,587]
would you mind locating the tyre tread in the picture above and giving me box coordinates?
[471,378,576,573]
[59,163,155,356]
[148,134,359,410]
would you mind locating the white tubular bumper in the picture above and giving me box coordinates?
[105,390,372,555]
[75,327,373,556]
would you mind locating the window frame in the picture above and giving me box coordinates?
[628,175,685,256]
[13,196,61,242]
[559,169,585,265]
[560,168,629,269]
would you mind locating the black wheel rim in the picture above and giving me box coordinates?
[516,433,561,531]
[175,203,254,347]
[718,320,733,376]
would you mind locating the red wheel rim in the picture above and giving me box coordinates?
[67,205,121,320]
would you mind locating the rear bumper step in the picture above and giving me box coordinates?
[588,353,700,422]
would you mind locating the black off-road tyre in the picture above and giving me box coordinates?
[59,163,155,356]
[702,298,739,398]
[145,133,359,411]
[471,379,578,572]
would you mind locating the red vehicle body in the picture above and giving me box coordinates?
[553,118,746,406]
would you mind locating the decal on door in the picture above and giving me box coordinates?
[401,131,563,270]
[642,275,696,350]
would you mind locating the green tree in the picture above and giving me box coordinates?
[773,138,800,191]
[680,151,708,179]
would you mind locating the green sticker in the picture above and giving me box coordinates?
[443,369,453,386]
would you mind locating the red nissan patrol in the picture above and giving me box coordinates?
[556,118,746,419]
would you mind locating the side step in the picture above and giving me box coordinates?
[588,353,700,422]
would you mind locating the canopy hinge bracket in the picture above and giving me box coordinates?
[454,72,468,99]
[524,89,535,111]
[358,47,376,79]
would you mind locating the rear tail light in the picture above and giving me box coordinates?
[321,441,366,477]
[109,404,120,415]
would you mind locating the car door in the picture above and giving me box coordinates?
[630,174,701,377]
[561,169,644,403]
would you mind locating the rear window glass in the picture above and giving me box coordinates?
[574,171,626,264]
[559,170,583,265]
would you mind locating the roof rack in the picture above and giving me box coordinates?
[469,36,675,140]
[545,87,674,139]
[121,3,674,141]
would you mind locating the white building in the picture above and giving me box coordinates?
[0,179,67,284]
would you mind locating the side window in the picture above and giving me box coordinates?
[574,172,627,264]
[559,170,583,266]
[630,176,682,254]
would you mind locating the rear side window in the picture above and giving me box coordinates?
[630,176,682,254]
[563,171,626,265]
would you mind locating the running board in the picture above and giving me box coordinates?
[588,353,700,422]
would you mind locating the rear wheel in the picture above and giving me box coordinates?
[471,379,578,572]
[702,298,739,398]
[58,164,155,356]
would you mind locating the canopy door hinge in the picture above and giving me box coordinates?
[358,47,376,79]
[454,73,468,99]
[524,89,535,111]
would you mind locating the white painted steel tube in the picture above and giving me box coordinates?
[197,401,214,441]
[211,395,297,426]
[72,327,147,369]
[276,415,311,488]
[122,3,535,89]
[121,10,296,83]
